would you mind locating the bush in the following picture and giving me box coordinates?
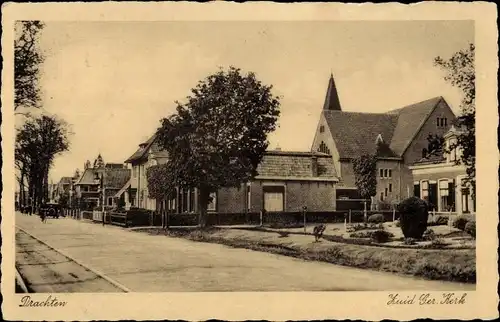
[370,230,393,243]
[397,197,429,239]
[464,221,476,239]
[349,231,372,238]
[434,216,449,226]
[368,213,384,224]
[453,216,470,231]
[422,228,436,241]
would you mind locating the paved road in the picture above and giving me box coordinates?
[15,213,475,292]
[16,228,125,293]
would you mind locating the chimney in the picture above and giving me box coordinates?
[311,156,318,177]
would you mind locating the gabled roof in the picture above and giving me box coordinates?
[58,177,73,185]
[256,151,337,181]
[75,167,131,189]
[124,134,157,163]
[388,96,444,156]
[322,96,445,159]
[323,110,398,159]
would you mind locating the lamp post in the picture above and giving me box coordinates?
[94,172,105,226]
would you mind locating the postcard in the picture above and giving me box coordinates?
[1,1,498,321]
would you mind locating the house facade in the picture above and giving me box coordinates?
[311,74,458,208]
[124,135,170,210]
[409,126,475,214]
[124,135,339,213]
[74,155,131,209]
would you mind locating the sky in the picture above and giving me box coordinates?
[16,20,474,183]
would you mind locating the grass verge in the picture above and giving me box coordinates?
[134,227,476,284]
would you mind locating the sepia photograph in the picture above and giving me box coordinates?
[2,2,498,321]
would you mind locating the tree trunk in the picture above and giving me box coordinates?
[198,187,210,229]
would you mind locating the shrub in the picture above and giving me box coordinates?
[368,213,384,224]
[397,197,429,239]
[371,230,393,243]
[422,228,436,241]
[434,216,449,226]
[349,231,372,238]
[453,216,470,231]
[464,221,476,239]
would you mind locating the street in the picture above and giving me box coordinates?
[15,213,475,292]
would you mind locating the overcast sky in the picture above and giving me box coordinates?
[19,20,473,183]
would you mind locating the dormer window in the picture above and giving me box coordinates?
[319,125,325,133]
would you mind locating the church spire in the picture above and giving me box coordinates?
[323,73,342,111]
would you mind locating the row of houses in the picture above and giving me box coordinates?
[54,74,475,215]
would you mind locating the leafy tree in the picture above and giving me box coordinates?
[434,43,475,197]
[15,114,71,208]
[154,66,281,227]
[425,133,445,158]
[352,154,378,206]
[14,21,45,110]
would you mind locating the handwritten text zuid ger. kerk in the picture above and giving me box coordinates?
[388,292,467,305]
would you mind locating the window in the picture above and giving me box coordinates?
[379,169,393,179]
[263,186,284,212]
[133,166,137,178]
[461,179,471,213]
[389,183,392,193]
[384,188,388,197]
[379,192,384,201]
[439,180,450,211]
[107,197,113,206]
[247,183,251,211]
[319,125,325,133]
[318,141,331,155]
[437,117,448,128]
[421,181,429,200]
[207,192,217,212]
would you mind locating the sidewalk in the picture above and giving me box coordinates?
[15,213,475,292]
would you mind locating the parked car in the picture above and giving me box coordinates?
[39,203,62,218]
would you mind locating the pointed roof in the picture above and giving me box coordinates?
[323,74,342,111]
[124,134,157,163]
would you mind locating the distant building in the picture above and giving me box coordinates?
[74,154,131,209]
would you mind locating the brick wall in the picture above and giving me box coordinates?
[217,180,336,213]
[404,100,457,165]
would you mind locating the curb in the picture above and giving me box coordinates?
[16,225,132,293]
[15,267,30,293]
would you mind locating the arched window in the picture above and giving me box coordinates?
[318,141,331,155]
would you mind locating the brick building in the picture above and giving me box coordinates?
[311,74,458,208]
[124,135,339,213]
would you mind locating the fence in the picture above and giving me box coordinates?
[73,208,474,229]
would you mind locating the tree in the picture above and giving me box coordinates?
[15,114,71,209]
[434,43,475,197]
[15,21,45,111]
[153,66,281,227]
[352,154,378,209]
